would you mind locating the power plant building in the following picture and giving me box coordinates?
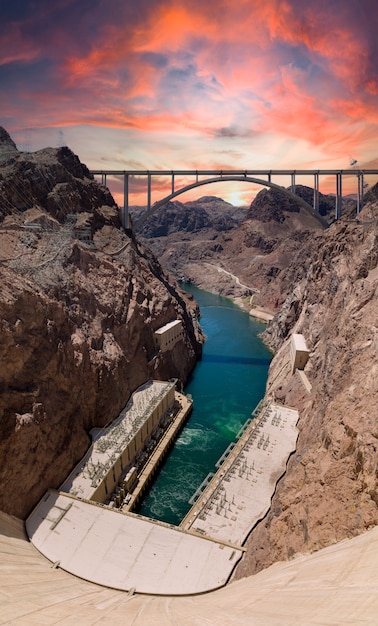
[290,333,310,373]
[60,380,176,503]
[154,320,183,352]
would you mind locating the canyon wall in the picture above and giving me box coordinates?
[235,216,378,576]
[133,180,378,576]
[1,125,377,578]
[0,128,202,518]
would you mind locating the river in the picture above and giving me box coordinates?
[136,285,272,525]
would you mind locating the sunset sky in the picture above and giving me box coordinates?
[1,0,378,206]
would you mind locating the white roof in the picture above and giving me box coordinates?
[154,319,182,335]
[292,333,309,352]
[60,380,175,499]
[26,492,242,595]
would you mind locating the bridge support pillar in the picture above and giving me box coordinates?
[313,173,319,212]
[148,173,152,211]
[291,173,296,194]
[336,173,342,220]
[357,172,364,215]
[123,174,129,229]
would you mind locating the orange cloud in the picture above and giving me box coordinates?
[132,6,216,53]
[3,0,378,183]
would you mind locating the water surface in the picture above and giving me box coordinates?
[136,286,271,524]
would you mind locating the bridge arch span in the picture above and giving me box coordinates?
[134,176,329,230]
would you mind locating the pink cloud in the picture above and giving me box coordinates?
[0,24,40,66]
[2,0,378,178]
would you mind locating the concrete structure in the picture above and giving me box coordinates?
[297,368,312,393]
[60,380,176,503]
[26,403,300,595]
[4,500,378,624]
[182,404,299,546]
[122,392,194,512]
[154,319,183,353]
[90,167,378,229]
[290,333,310,373]
[26,491,242,595]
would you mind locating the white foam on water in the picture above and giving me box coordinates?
[176,427,214,451]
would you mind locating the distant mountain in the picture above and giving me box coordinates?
[131,185,341,309]
[363,181,378,206]
[246,184,337,222]
[131,196,245,238]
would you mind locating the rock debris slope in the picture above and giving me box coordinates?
[0,128,202,518]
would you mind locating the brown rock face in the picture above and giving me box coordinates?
[0,130,202,518]
[134,178,378,578]
[235,218,378,577]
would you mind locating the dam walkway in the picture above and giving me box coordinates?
[2,509,378,624]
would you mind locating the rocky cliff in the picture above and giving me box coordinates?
[132,186,336,313]
[0,128,202,518]
[134,177,378,577]
[235,212,378,577]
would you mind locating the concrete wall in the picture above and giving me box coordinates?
[154,320,183,352]
[91,385,175,503]
[290,333,310,373]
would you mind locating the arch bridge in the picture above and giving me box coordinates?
[89,169,378,230]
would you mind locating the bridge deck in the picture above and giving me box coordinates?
[90,167,377,228]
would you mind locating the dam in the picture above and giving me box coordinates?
[26,289,300,594]
[3,291,377,616]
[26,393,298,594]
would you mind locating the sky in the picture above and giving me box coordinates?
[1,0,378,206]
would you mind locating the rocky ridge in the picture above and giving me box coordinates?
[132,185,340,315]
[0,128,202,518]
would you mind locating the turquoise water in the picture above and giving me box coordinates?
[136,285,272,525]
